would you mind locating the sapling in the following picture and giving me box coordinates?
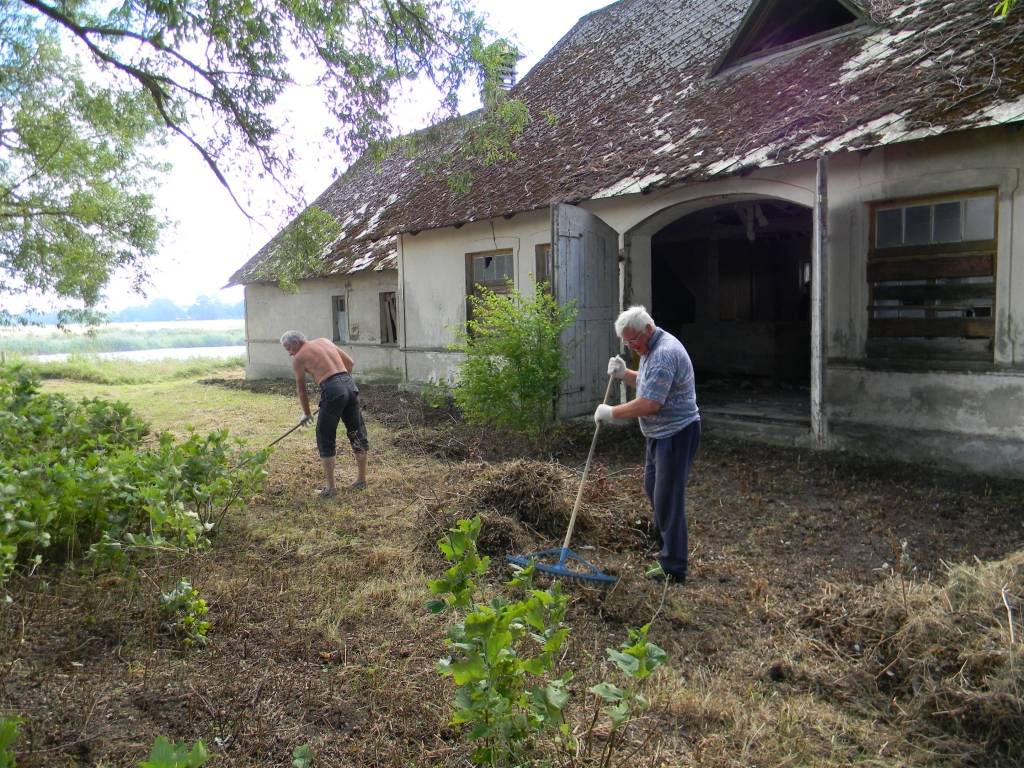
[429,516,671,767]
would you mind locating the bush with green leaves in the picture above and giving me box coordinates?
[452,284,576,435]
[428,516,668,767]
[0,365,267,581]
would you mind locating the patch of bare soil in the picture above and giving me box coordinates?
[5,382,1024,767]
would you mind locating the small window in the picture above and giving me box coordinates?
[465,248,514,321]
[867,191,997,362]
[380,291,397,345]
[535,243,554,296]
[332,295,348,343]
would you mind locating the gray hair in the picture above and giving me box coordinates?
[614,306,654,337]
[280,330,306,347]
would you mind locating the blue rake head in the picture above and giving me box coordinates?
[506,547,617,585]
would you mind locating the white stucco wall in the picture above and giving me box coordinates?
[398,210,550,383]
[244,270,402,381]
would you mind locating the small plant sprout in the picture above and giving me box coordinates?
[138,736,209,768]
[291,743,314,768]
[0,716,21,768]
[429,516,671,766]
[160,580,210,648]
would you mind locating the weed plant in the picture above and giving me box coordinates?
[160,580,211,648]
[139,736,210,767]
[0,716,19,768]
[0,365,266,581]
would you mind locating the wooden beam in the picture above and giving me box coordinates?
[872,283,994,302]
[867,253,993,282]
[811,156,828,449]
[869,317,994,338]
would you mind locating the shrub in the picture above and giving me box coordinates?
[428,516,668,767]
[452,284,575,435]
[0,365,267,581]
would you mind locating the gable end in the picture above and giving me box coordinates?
[711,0,868,77]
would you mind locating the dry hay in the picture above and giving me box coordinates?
[463,459,573,539]
[799,548,1024,764]
[449,459,652,552]
[388,427,481,462]
[417,506,533,560]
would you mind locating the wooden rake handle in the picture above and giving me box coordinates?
[266,407,320,449]
[561,374,616,551]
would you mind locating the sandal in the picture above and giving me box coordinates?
[350,480,367,491]
[317,487,337,498]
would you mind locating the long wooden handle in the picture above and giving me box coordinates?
[266,407,320,449]
[561,374,616,551]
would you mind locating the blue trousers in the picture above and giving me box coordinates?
[644,419,701,579]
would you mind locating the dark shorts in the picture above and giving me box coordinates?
[316,373,369,458]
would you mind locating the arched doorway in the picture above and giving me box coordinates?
[649,199,812,417]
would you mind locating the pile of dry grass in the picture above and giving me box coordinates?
[416,459,652,564]
[464,459,573,539]
[800,549,1024,764]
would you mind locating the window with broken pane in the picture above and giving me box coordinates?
[867,191,997,362]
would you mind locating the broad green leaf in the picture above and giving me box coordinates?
[589,682,625,702]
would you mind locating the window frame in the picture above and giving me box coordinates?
[379,290,398,346]
[331,294,348,344]
[534,242,554,298]
[866,188,997,361]
[465,248,515,322]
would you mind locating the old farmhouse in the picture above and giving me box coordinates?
[228,0,1024,477]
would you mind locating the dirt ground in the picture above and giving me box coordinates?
[3,376,1023,767]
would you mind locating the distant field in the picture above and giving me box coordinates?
[0,319,245,355]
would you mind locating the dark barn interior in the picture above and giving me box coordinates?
[650,199,813,418]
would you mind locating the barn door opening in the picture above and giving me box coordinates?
[650,199,813,422]
[552,203,619,417]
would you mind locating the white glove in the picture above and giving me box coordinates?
[607,355,627,380]
[594,404,614,424]
[298,413,314,427]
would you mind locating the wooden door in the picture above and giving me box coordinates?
[552,203,619,417]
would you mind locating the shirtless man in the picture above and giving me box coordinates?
[280,331,368,497]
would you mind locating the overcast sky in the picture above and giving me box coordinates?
[95,0,612,312]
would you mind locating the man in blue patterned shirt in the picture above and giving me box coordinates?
[594,306,700,584]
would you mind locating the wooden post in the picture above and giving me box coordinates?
[811,156,829,448]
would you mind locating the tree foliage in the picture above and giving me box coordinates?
[0,2,165,324]
[3,0,512,318]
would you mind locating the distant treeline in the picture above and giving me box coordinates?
[16,295,244,324]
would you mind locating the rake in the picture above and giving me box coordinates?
[265,407,319,450]
[506,375,617,584]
